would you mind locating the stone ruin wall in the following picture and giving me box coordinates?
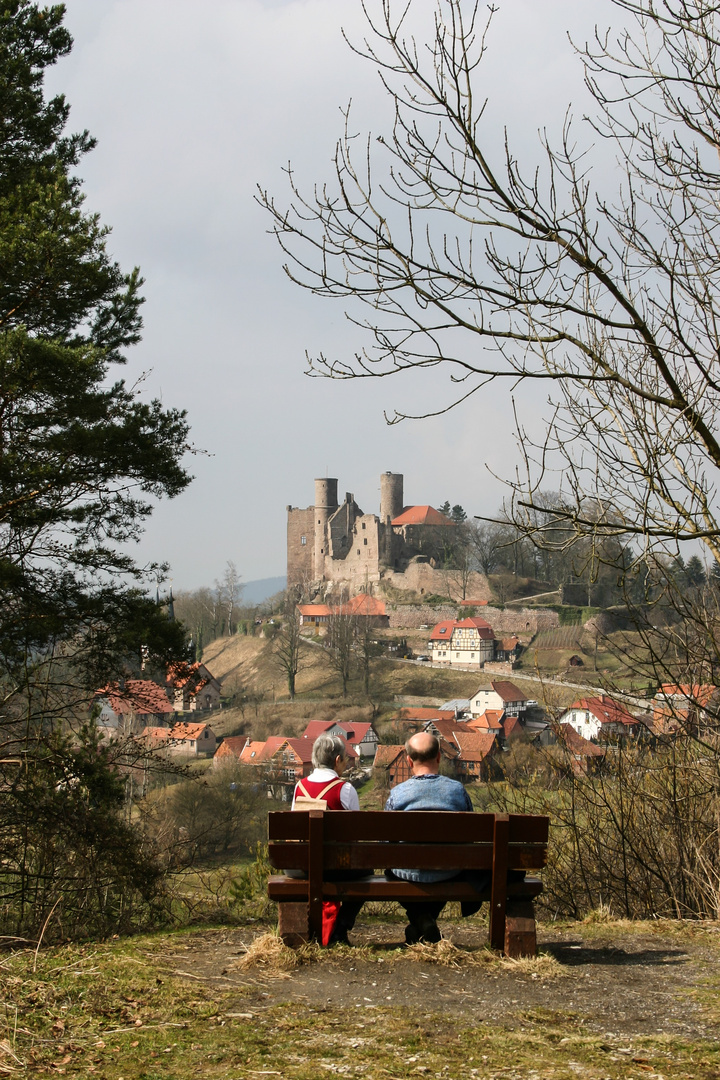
[388,604,560,636]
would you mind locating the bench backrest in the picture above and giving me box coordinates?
[268,810,549,874]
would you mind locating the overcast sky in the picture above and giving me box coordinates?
[47,0,615,590]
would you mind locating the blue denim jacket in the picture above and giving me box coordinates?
[385,774,473,882]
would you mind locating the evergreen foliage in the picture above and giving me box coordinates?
[0,2,192,939]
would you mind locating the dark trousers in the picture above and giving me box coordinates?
[386,869,522,927]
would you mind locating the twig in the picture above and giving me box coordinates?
[32,898,61,973]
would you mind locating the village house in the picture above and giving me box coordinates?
[297,603,332,628]
[373,744,413,788]
[538,723,606,775]
[301,719,379,759]
[139,721,217,757]
[451,730,497,780]
[559,695,639,741]
[652,684,718,735]
[297,594,389,632]
[94,679,175,736]
[212,735,252,768]
[470,680,528,718]
[165,661,221,712]
[466,710,504,737]
[429,617,496,668]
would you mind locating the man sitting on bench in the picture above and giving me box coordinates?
[385,731,489,945]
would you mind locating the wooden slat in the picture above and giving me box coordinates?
[268,874,544,902]
[269,810,549,844]
[307,811,324,942]
[489,814,509,951]
[268,841,547,872]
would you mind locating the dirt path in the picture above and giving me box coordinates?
[152,918,720,1042]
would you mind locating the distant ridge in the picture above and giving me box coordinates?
[243,575,286,604]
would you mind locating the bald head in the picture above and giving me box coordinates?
[405,732,441,774]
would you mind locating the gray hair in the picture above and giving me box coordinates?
[312,732,347,770]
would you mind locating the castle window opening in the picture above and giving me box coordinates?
[357,549,360,556]
[363,538,368,546]
[362,522,366,529]
[301,535,306,545]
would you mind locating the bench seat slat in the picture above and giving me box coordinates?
[268,811,549,845]
[268,874,544,902]
[268,841,547,872]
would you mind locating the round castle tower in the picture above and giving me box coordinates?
[314,477,338,579]
[380,471,403,523]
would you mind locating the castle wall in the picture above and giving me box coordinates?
[322,513,382,589]
[287,506,315,587]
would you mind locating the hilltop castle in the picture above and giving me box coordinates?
[286,472,454,592]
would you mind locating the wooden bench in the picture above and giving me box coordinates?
[267,810,549,956]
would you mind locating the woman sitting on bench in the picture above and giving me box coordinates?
[291,733,371,945]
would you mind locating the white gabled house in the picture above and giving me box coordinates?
[559,696,639,740]
[429,617,495,668]
[470,679,528,718]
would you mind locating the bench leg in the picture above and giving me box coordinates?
[503,900,537,958]
[277,902,309,947]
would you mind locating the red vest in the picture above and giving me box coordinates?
[295,776,345,810]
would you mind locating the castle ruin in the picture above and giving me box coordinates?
[287,472,455,593]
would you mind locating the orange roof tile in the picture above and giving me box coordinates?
[391,505,454,526]
[566,695,637,727]
[453,731,496,762]
[98,680,174,716]
[239,740,266,762]
[468,710,504,732]
[297,604,333,617]
[396,708,457,721]
[373,745,406,767]
[339,594,387,617]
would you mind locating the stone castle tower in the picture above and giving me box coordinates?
[287,472,453,592]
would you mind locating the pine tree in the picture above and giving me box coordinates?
[0,2,192,939]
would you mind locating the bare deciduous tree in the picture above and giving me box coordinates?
[274,600,303,700]
[259,0,720,566]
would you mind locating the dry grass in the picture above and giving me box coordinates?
[234,932,566,978]
[402,939,566,976]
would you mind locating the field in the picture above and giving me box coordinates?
[3,915,720,1078]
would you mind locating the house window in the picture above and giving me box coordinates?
[301,535,306,545]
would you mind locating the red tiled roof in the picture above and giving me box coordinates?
[486,680,526,703]
[656,684,717,707]
[502,715,522,739]
[301,720,338,740]
[468,710,504,732]
[215,736,249,760]
[339,594,386,617]
[373,745,406,767]
[298,604,333,617]
[171,722,214,741]
[98,680,174,716]
[396,708,457,721]
[555,724,605,757]
[337,722,375,742]
[166,661,216,693]
[453,731,496,762]
[430,618,494,641]
[460,599,489,606]
[239,740,266,762]
[424,718,467,739]
[566,695,637,727]
[391,505,454,526]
